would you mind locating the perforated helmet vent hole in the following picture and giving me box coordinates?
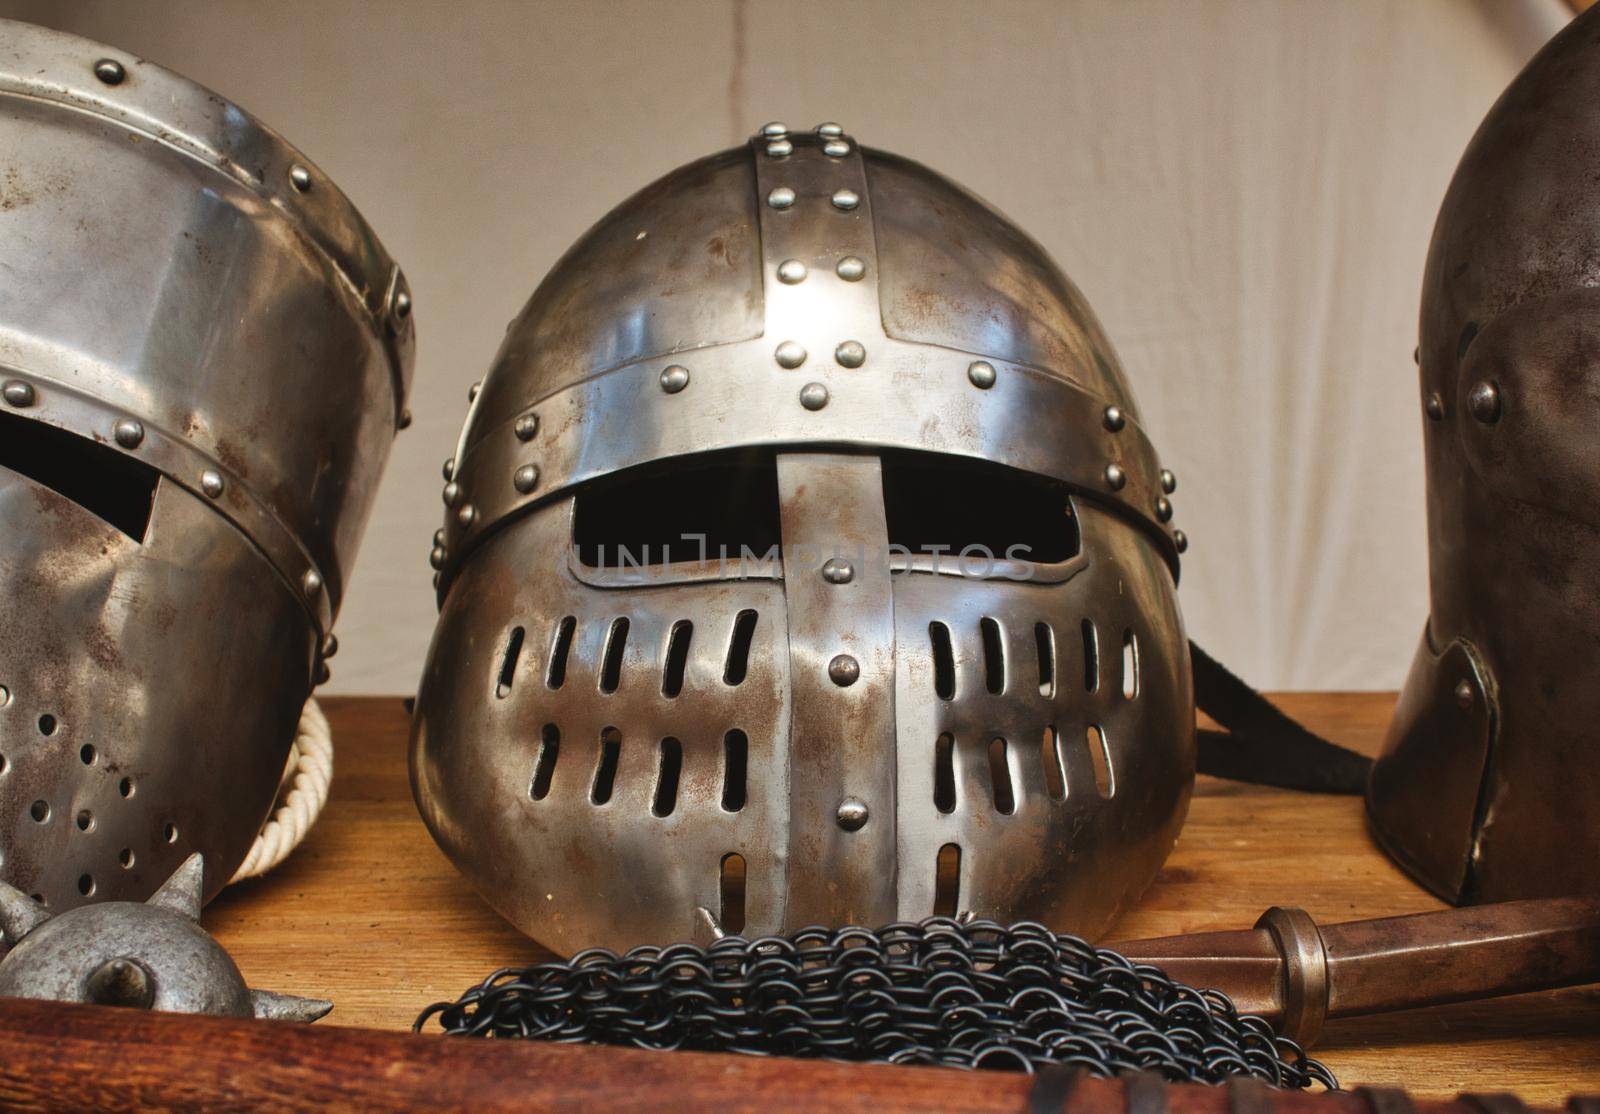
[496,626,525,699]
[1087,725,1114,798]
[530,724,560,801]
[987,738,1015,815]
[1034,622,1056,698]
[546,616,576,690]
[719,852,746,934]
[980,618,1005,695]
[591,728,622,804]
[933,733,956,814]
[1041,726,1067,802]
[599,619,630,694]
[0,753,7,776]
[37,714,57,737]
[119,848,135,869]
[721,730,748,812]
[652,738,683,817]
[1082,620,1100,693]
[724,610,758,686]
[79,744,96,766]
[928,622,955,699]
[934,843,961,916]
[0,410,159,543]
[1121,629,1140,700]
[662,621,693,698]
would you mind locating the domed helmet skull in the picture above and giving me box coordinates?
[1370,7,1600,905]
[0,22,413,913]
[413,124,1189,953]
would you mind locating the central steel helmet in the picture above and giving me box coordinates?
[413,125,1190,952]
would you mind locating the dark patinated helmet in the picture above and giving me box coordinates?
[0,22,413,910]
[413,124,1189,952]
[1370,7,1600,904]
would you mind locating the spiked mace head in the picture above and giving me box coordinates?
[0,853,330,1021]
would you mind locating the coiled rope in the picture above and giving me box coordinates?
[229,697,333,884]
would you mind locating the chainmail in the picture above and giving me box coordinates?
[416,917,1337,1090]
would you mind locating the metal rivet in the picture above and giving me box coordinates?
[1425,392,1445,421]
[1468,380,1501,424]
[323,634,339,659]
[835,340,866,368]
[831,189,860,211]
[2,380,35,407]
[761,121,789,138]
[443,482,462,507]
[821,557,854,584]
[468,380,482,402]
[1173,529,1188,554]
[766,139,793,158]
[433,529,446,547]
[1104,463,1126,491]
[828,654,860,687]
[816,122,844,138]
[776,341,808,369]
[302,569,323,597]
[429,546,447,570]
[457,504,477,528]
[315,662,332,686]
[967,361,996,389]
[93,58,124,85]
[660,365,690,394]
[394,290,412,319]
[1155,496,1173,523]
[836,798,869,831]
[823,140,850,158]
[836,256,866,281]
[767,187,796,210]
[777,259,808,284]
[1103,405,1125,432]
[432,571,442,589]
[113,419,144,449]
[398,409,413,430]
[288,165,312,193]
[442,458,455,481]
[513,464,540,494]
[799,382,830,411]
[200,470,225,498]
[1160,469,1176,494]
[1454,679,1475,709]
[514,413,539,441]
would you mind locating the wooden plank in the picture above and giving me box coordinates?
[206,695,1600,1099]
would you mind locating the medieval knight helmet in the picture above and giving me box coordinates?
[413,124,1189,953]
[0,23,413,911]
[1369,7,1600,905]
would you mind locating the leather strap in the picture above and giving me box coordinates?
[1191,641,1372,794]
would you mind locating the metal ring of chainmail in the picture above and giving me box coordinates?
[415,917,1338,1090]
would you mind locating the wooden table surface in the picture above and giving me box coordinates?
[206,694,1600,1101]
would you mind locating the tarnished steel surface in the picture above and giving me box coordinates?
[0,18,414,621]
[435,131,1180,581]
[0,471,309,911]
[1369,3,1600,904]
[0,854,329,1021]
[414,126,1190,952]
[0,21,411,910]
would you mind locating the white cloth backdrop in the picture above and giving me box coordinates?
[1,0,1569,692]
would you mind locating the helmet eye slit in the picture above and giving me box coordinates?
[0,410,158,543]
